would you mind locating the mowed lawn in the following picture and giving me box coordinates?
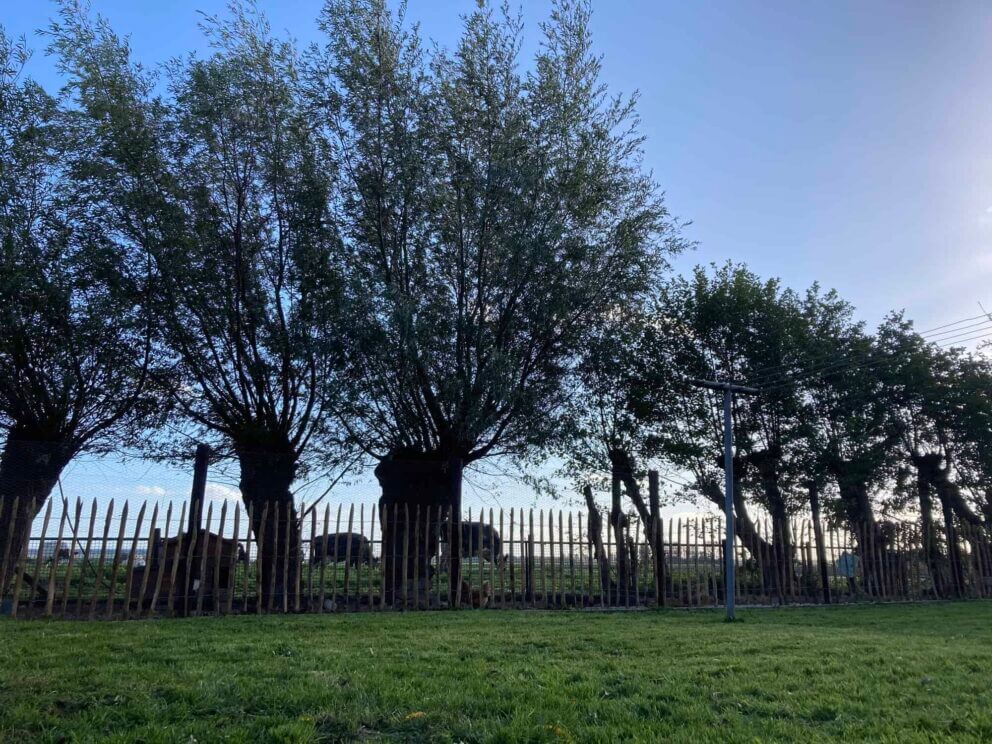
[2,603,991,743]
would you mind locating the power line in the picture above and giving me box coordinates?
[757,329,992,390]
[924,318,992,340]
[749,322,991,387]
[744,310,992,384]
[917,311,991,335]
[755,330,992,394]
[655,472,692,488]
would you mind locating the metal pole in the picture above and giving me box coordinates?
[722,388,735,621]
[689,378,758,622]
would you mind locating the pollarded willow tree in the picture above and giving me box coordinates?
[0,30,160,591]
[558,313,659,602]
[879,317,992,595]
[635,263,809,596]
[944,353,992,528]
[312,0,685,593]
[50,6,350,605]
[793,288,901,594]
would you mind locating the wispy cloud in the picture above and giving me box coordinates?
[206,483,241,503]
[135,484,168,498]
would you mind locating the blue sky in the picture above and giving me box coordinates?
[6,0,992,519]
[7,0,992,331]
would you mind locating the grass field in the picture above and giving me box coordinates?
[2,602,991,742]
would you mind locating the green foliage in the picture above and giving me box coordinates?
[634,264,811,508]
[0,27,158,450]
[47,4,349,472]
[314,0,686,464]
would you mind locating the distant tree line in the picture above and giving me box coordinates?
[566,263,992,600]
[1,1,989,604]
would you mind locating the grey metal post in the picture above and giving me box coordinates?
[690,378,759,622]
[722,388,735,620]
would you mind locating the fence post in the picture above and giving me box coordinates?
[9,498,36,619]
[268,501,280,613]
[0,495,20,602]
[227,504,240,615]
[60,498,84,618]
[255,502,268,615]
[30,498,54,614]
[567,511,575,608]
[242,502,253,612]
[105,502,131,619]
[87,500,114,619]
[44,501,68,618]
[343,504,355,610]
[648,471,664,607]
[165,503,186,617]
[121,501,148,619]
[132,504,158,618]
[212,501,227,615]
[411,505,420,609]
[449,457,463,605]
[577,510,586,607]
[317,504,328,612]
[526,530,535,604]
[282,501,292,614]
[369,505,377,611]
[401,504,410,610]
[188,444,210,536]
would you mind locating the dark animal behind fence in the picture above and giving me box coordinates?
[310,532,373,566]
[441,521,506,565]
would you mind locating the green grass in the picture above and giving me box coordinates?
[2,603,991,742]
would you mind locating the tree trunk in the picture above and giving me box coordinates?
[648,471,665,605]
[0,435,75,595]
[609,473,630,606]
[807,481,831,604]
[912,454,949,598]
[940,496,965,598]
[374,451,454,605]
[582,485,612,602]
[237,447,299,610]
[833,474,886,596]
[699,477,777,595]
[608,449,664,603]
[746,448,793,603]
[932,469,990,581]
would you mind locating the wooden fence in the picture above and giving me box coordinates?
[3,497,991,619]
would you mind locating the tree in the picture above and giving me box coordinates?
[794,289,899,595]
[0,29,158,592]
[636,264,808,598]
[945,353,992,529]
[312,0,685,596]
[877,316,958,594]
[879,318,992,595]
[50,6,350,607]
[562,314,657,603]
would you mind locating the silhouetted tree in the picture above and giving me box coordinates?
[0,30,159,591]
[636,264,808,597]
[945,354,992,528]
[50,6,350,606]
[794,289,899,595]
[561,314,655,603]
[312,0,685,595]
[879,317,992,595]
